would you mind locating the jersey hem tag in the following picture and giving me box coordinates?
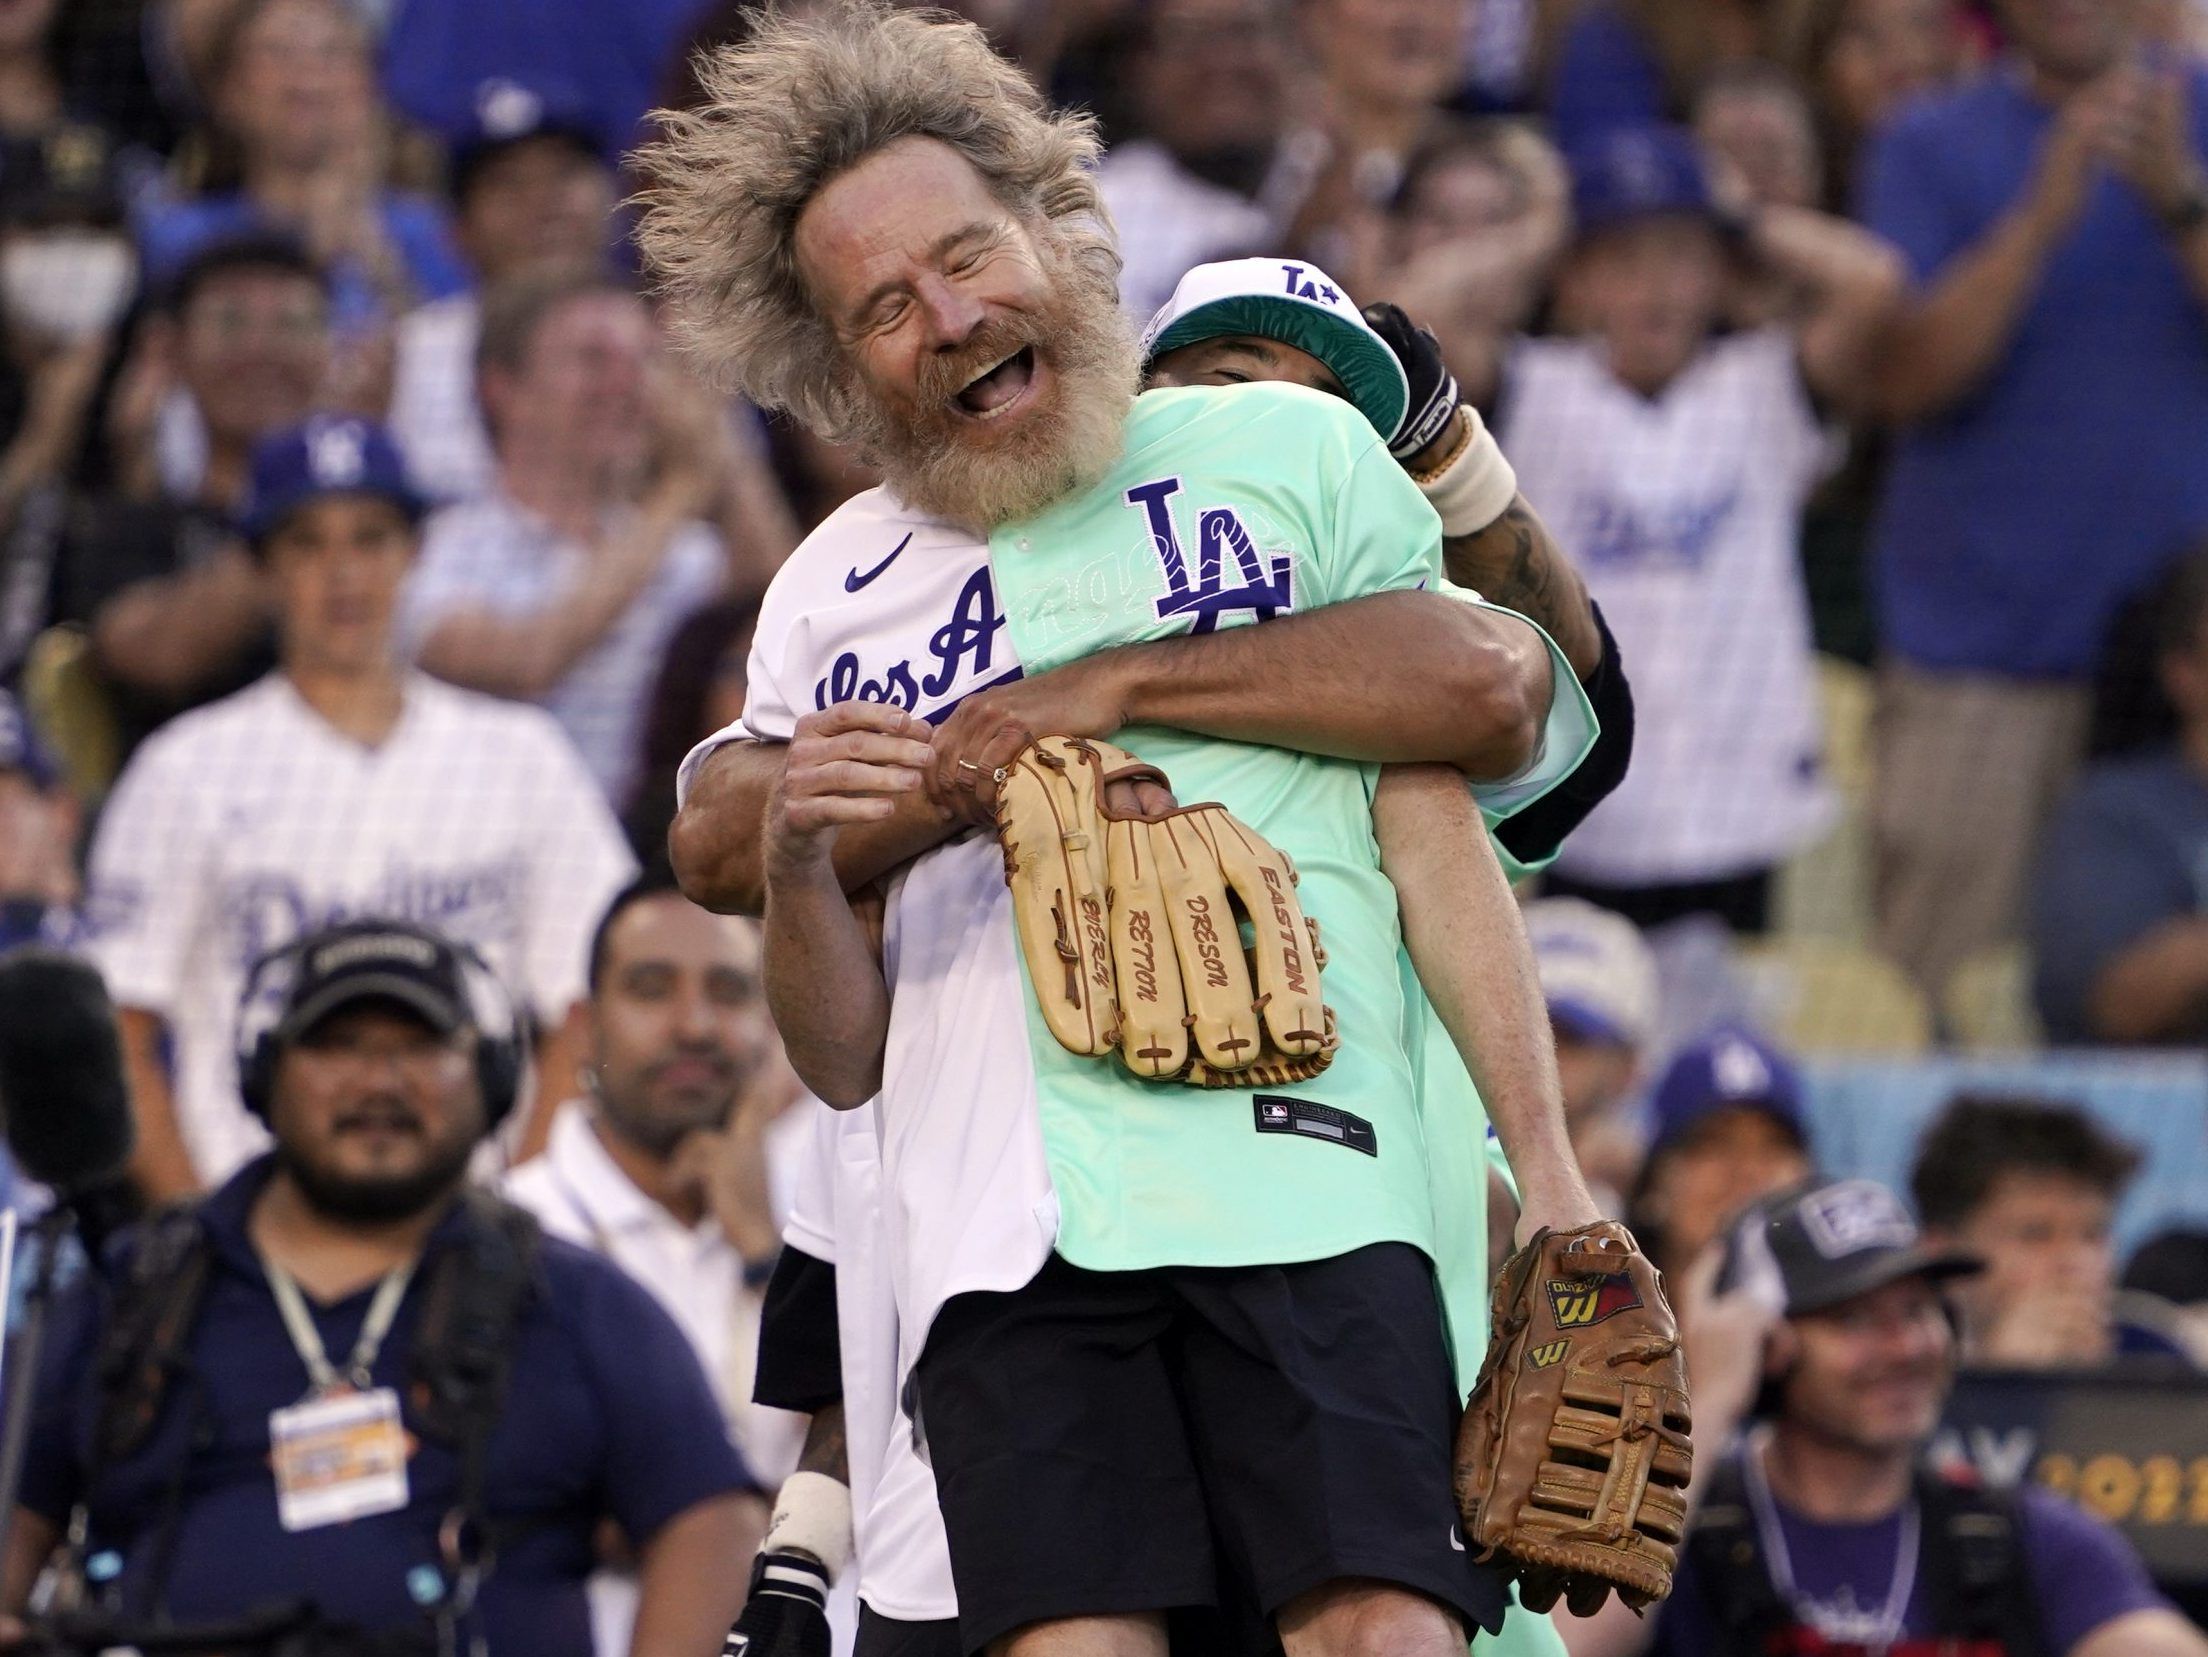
[1253,1094,1377,1156]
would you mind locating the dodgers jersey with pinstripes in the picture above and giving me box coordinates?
[83,672,637,1183]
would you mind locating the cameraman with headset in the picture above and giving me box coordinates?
[0,918,759,1656]
[1568,1176,2208,1657]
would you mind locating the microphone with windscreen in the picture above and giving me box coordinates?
[0,947,141,1571]
[0,946,136,1196]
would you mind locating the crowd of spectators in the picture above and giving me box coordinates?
[5,0,2204,1054]
[0,4,2163,980]
[0,0,2206,1651]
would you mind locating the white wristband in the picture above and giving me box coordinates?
[1416,407,1518,538]
[763,1470,854,1579]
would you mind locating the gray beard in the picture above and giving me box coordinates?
[855,277,1142,532]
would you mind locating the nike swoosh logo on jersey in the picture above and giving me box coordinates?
[845,533,913,592]
[1449,1525,1467,1552]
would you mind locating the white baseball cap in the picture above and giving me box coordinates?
[1523,897,1658,1050]
[1139,257,1410,444]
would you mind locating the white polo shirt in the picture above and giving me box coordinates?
[390,294,494,504]
[505,1100,808,1482]
[81,671,635,1184]
[508,1099,845,1653]
[1096,140,1277,322]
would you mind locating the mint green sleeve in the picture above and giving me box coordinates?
[1471,1591,1568,1655]
[1431,580,1599,842]
[1316,428,1448,599]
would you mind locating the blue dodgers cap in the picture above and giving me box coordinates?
[0,687,58,789]
[239,416,427,545]
[1140,257,1411,444]
[1647,1022,1806,1154]
[1570,125,1717,238]
[451,76,608,195]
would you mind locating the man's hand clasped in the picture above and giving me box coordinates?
[765,703,937,876]
[924,654,1140,827]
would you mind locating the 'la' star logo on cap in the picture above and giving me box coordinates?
[1711,1034,1774,1098]
[475,77,545,139]
[1277,262,1341,307]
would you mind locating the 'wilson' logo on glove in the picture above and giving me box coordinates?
[1546,1273,1643,1329]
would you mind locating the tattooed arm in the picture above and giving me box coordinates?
[1361,304,1602,684]
[1441,492,1602,683]
[796,1401,848,1482]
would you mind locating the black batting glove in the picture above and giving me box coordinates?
[1363,301,1461,464]
[723,1550,833,1657]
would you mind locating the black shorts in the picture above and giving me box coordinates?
[913,1243,1507,1653]
[753,1244,842,1414]
[853,1604,1239,1657]
[854,1607,962,1657]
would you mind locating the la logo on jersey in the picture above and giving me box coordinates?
[1125,477,1293,634]
[813,562,1009,714]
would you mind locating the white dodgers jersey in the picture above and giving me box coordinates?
[1501,329,1836,884]
[83,673,637,1181]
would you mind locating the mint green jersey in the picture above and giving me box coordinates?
[990,382,1593,1276]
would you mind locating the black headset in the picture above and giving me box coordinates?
[234,920,528,1130]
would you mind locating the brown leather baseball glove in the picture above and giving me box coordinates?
[1455,1221,1693,1617]
[993,735,1336,1086]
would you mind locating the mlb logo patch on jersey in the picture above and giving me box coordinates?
[1527,1340,1571,1370]
[1547,1273,1642,1329]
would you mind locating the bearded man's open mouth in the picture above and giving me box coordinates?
[951,345,1038,420]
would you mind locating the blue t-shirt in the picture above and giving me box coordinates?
[1547,2,1668,154]
[2030,748,2208,1042]
[136,192,471,330]
[1651,1473,2168,1655]
[1863,68,2208,679]
[21,1159,751,1657]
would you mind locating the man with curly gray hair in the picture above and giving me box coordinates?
[638,7,1603,1656]
[637,0,1136,534]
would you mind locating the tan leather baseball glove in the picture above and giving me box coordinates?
[993,735,1336,1087]
[1455,1221,1694,1617]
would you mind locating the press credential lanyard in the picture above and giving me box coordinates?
[1741,1425,1920,1656]
[262,1253,418,1533]
[264,1254,415,1394]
